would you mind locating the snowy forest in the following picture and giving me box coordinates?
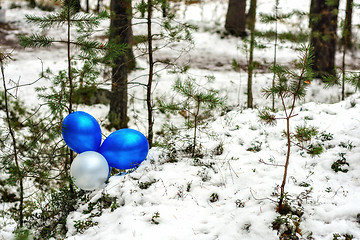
[0,0,360,239]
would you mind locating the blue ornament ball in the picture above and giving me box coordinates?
[62,111,102,153]
[99,128,149,170]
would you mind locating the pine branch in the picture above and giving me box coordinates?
[73,11,109,29]
[260,12,292,23]
[346,73,360,89]
[258,108,277,126]
[19,34,54,48]
[25,10,108,29]
[75,39,107,53]
[25,13,68,28]
[157,98,183,113]
[173,78,195,97]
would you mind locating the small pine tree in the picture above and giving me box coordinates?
[133,0,196,148]
[12,1,124,237]
[259,0,292,110]
[0,51,24,228]
[259,44,315,213]
[18,0,121,192]
[158,77,223,157]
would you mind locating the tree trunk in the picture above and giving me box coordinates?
[278,116,291,213]
[271,0,280,112]
[147,0,154,148]
[225,0,246,37]
[66,0,75,194]
[86,0,89,13]
[29,0,36,8]
[309,0,339,77]
[161,0,167,17]
[64,0,81,12]
[108,0,134,129]
[96,0,101,13]
[75,0,81,12]
[341,0,352,100]
[342,0,353,49]
[246,0,256,26]
[247,0,256,109]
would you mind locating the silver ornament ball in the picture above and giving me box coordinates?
[70,151,109,191]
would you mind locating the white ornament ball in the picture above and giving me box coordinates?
[70,151,109,191]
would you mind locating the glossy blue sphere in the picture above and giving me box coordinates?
[62,111,102,153]
[99,128,149,170]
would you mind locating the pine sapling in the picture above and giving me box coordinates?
[158,77,223,157]
[18,0,116,192]
[259,0,292,110]
[259,44,314,213]
[134,0,196,148]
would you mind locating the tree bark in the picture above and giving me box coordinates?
[161,0,167,17]
[342,0,353,49]
[247,0,256,109]
[66,0,75,194]
[86,0,89,13]
[147,0,154,148]
[75,0,81,12]
[309,0,339,77]
[108,0,134,129]
[246,0,256,26]
[225,0,246,37]
[29,0,36,8]
[96,0,102,13]
[64,0,81,12]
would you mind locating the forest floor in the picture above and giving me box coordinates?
[1,0,360,239]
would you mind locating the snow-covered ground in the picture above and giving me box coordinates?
[1,0,360,239]
[63,96,360,240]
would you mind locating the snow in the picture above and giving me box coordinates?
[1,0,360,239]
[63,97,360,240]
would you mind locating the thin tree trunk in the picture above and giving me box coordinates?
[342,44,346,101]
[341,0,352,101]
[1,57,24,228]
[272,0,279,111]
[67,9,73,116]
[86,0,89,13]
[161,0,167,17]
[247,0,256,109]
[192,101,200,157]
[343,0,353,49]
[147,0,154,148]
[96,0,101,13]
[247,0,256,25]
[67,4,74,194]
[279,116,291,212]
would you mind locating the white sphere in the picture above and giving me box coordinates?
[70,151,109,191]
